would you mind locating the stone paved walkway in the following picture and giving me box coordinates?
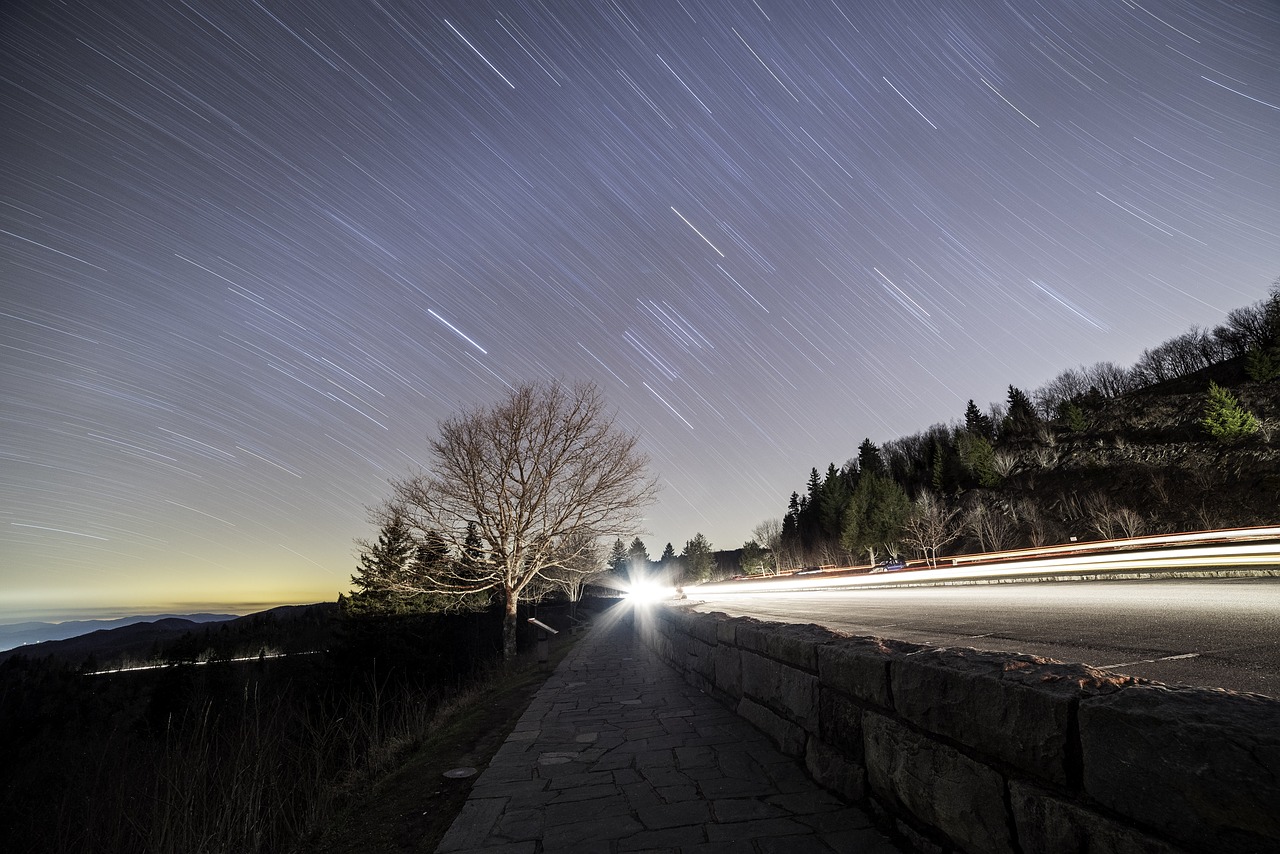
[436,611,903,853]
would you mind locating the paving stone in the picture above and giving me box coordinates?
[542,814,645,848]
[711,797,787,822]
[618,824,707,849]
[544,794,631,826]
[656,784,699,803]
[433,615,902,854]
[636,800,712,829]
[705,816,813,842]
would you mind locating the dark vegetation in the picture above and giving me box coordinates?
[756,281,1280,571]
[0,595,598,853]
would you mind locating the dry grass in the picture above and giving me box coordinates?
[300,634,578,853]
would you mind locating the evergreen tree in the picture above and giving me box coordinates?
[1201,381,1260,442]
[817,463,852,542]
[608,538,629,575]
[964,399,994,440]
[681,533,715,583]
[627,537,650,581]
[660,542,677,563]
[781,492,801,549]
[1057,400,1088,433]
[1245,345,1280,382]
[461,521,486,572]
[856,439,885,478]
[840,474,910,565]
[797,468,822,548]
[955,431,1001,488]
[351,512,416,598]
[1001,385,1040,440]
[740,540,767,575]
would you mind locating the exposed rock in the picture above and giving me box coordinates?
[890,646,1134,786]
[1009,780,1187,854]
[1079,684,1280,852]
[863,712,1014,854]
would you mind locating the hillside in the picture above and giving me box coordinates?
[773,291,1280,571]
[0,603,338,670]
[0,613,234,653]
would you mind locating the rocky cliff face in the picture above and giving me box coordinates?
[979,371,1279,543]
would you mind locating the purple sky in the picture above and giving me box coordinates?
[2,0,1277,620]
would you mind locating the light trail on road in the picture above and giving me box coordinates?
[687,578,1280,697]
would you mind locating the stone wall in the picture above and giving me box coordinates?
[636,605,1280,854]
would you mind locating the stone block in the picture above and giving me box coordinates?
[736,620,838,671]
[1080,685,1280,853]
[891,646,1132,786]
[778,662,818,730]
[740,650,818,729]
[863,712,1013,854]
[713,643,742,699]
[737,696,806,757]
[818,685,863,757]
[1009,780,1183,854]
[816,636,916,710]
[741,650,781,705]
[684,610,722,646]
[805,736,866,802]
[716,615,745,645]
[686,637,715,678]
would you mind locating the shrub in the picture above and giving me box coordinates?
[1201,381,1259,442]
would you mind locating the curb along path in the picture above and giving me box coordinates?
[436,611,903,853]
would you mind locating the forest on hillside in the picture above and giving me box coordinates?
[751,282,1280,572]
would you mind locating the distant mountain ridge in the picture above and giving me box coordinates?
[0,613,236,653]
[0,603,338,668]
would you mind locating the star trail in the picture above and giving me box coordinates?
[2,0,1277,620]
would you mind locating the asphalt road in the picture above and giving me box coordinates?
[688,577,1280,698]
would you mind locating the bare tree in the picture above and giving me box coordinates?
[369,381,657,660]
[1214,302,1270,357]
[1014,498,1056,547]
[539,532,604,621]
[965,496,1017,553]
[751,518,784,574]
[1082,361,1133,398]
[1084,493,1145,540]
[1032,367,1089,419]
[902,491,961,567]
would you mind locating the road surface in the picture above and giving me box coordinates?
[688,577,1280,697]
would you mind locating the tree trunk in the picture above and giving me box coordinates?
[502,586,518,662]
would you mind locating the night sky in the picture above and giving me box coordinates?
[3,1,1277,621]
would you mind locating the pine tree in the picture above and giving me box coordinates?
[1001,386,1040,440]
[1201,381,1259,442]
[955,431,1001,488]
[608,538,629,575]
[818,463,851,541]
[781,492,800,548]
[841,474,910,565]
[352,512,416,597]
[964,399,994,440]
[1245,345,1280,382]
[660,542,677,564]
[856,439,885,478]
[1057,400,1088,433]
[682,533,715,583]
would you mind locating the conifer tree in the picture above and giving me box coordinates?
[681,533,715,583]
[352,512,416,598]
[608,538,628,575]
[857,439,885,478]
[964,399,994,440]
[840,473,910,565]
[1201,381,1259,442]
[1001,385,1040,440]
